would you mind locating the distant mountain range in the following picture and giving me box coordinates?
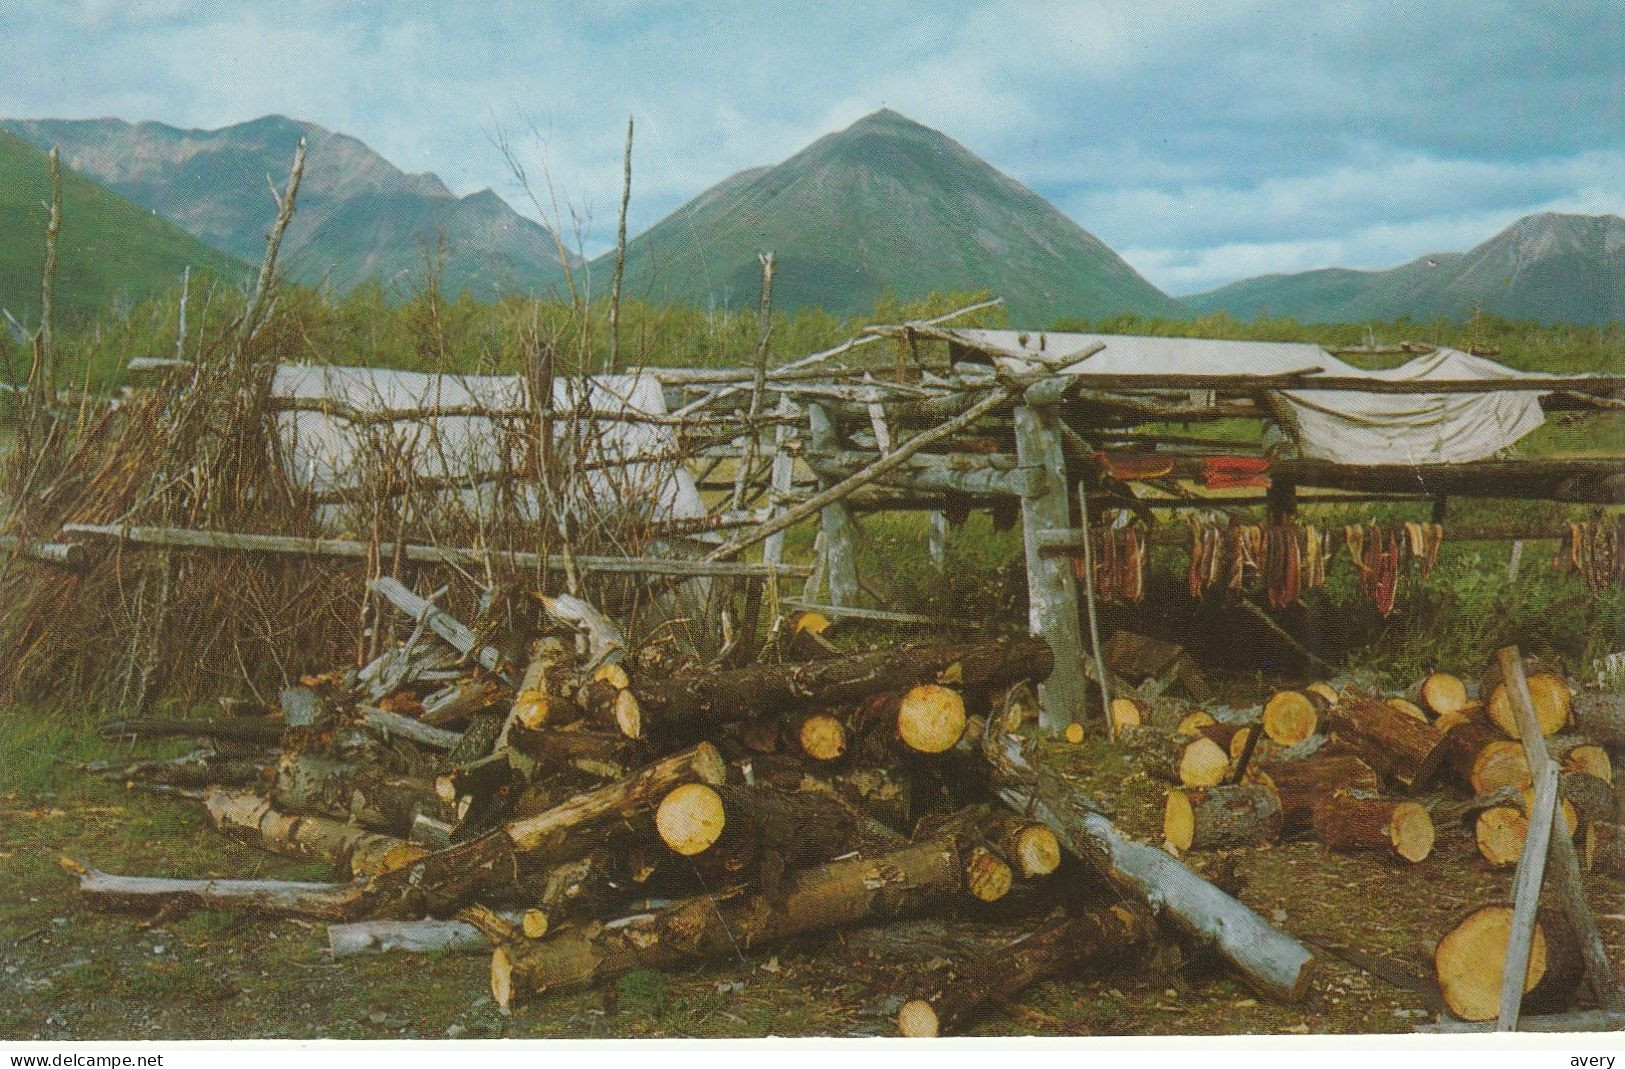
[1,109,1620,329]
[591,109,1185,324]
[1185,213,1625,326]
[1,115,571,300]
[0,129,244,326]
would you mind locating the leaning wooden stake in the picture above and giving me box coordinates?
[605,114,633,374]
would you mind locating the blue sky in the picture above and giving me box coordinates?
[3,0,1621,294]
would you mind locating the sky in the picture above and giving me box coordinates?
[3,0,1621,295]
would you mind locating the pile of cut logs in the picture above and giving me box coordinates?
[1111,656,1623,1023]
[67,582,1334,1036]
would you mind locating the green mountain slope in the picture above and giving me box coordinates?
[2,115,569,299]
[1185,213,1625,325]
[0,129,245,325]
[594,109,1183,324]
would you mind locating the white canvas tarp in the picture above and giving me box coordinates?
[270,364,707,529]
[943,329,1555,465]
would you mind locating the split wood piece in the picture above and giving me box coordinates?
[97,716,283,746]
[1434,904,1585,1022]
[1242,755,1380,837]
[489,835,966,1011]
[1420,671,1470,718]
[896,905,1153,1037]
[1327,692,1450,788]
[67,860,367,921]
[1262,691,1322,746]
[1582,821,1622,876]
[1164,784,1284,853]
[1109,696,1149,733]
[420,675,510,728]
[359,706,462,751]
[1571,689,1625,749]
[1482,658,1573,739]
[359,743,728,918]
[370,577,511,678]
[1310,788,1434,863]
[205,791,427,879]
[328,912,526,957]
[985,728,1315,1003]
[1546,736,1613,785]
[1441,720,1533,794]
[793,711,848,761]
[504,725,633,781]
[1176,710,1217,736]
[1117,724,1230,787]
[623,636,1052,738]
[274,753,437,836]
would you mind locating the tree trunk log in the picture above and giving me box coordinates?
[1117,724,1230,787]
[1262,691,1322,746]
[1244,753,1380,835]
[1327,693,1450,788]
[1571,689,1625,749]
[205,790,427,878]
[897,906,1153,1036]
[98,716,282,746]
[1164,784,1284,852]
[625,637,1052,738]
[327,913,526,957]
[274,753,437,836]
[1547,735,1614,784]
[1482,657,1572,739]
[1441,720,1531,794]
[1310,788,1435,863]
[68,860,367,921]
[1434,904,1586,1021]
[420,675,510,728]
[1418,671,1470,717]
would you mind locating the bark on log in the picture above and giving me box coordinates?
[504,725,633,781]
[1434,904,1586,1021]
[327,913,527,957]
[1310,788,1435,863]
[1571,690,1625,749]
[985,728,1315,1002]
[489,835,966,1011]
[96,751,269,789]
[1117,724,1230,787]
[67,860,366,921]
[1583,821,1623,876]
[420,676,509,728]
[1327,693,1450,788]
[896,905,1153,1036]
[623,637,1052,738]
[1242,754,1382,835]
[274,753,437,836]
[1164,784,1284,852]
[205,790,427,878]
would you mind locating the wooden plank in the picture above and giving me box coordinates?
[1013,402,1090,732]
[62,523,810,579]
[928,511,948,568]
[369,578,508,677]
[763,396,797,569]
[806,402,861,607]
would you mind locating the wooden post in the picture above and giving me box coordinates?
[807,402,860,607]
[928,511,948,569]
[763,396,796,570]
[1507,540,1525,582]
[1266,479,1297,523]
[1013,402,1090,732]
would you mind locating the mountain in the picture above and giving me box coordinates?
[1,115,570,299]
[0,129,245,326]
[593,109,1184,324]
[1185,213,1625,325]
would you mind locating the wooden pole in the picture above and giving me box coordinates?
[605,115,632,374]
[732,251,776,510]
[1074,480,1113,738]
[803,402,860,606]
[763,396,796,569]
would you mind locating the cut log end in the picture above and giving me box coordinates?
[1389,801,1435,863]
[521,909,549,939]
[614,689,642,740]
[963,845,1013,902]
[1110,697,1146,732]
[655,783,727,857]
[897,684,967,755]
[1420,672,1468,717]
[1305,682,1340,707]
[1064,722,1085,744]
[1486,672,1572,739]
[1164,790,1196,852]
[1386,697,1430,723]
[798,713,848,761]
[897,999,940,1038]
[491,945,515,1012]
[1010,824,1062,877]
[1263,691,1318,746]
[1475,807,1527,867]
[1562,744,1612,784]
[1472,740,1532,795]
[1179,737,1230,787]
[1434,905,1547,1022]
[1176,710,1217,736]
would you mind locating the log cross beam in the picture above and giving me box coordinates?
[1494,646,1623,1030]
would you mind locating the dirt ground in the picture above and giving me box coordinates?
[2,720,1622,1040]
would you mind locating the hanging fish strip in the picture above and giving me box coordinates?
[1187,519,1330,606]
[1080,516,1149,604]
[1557,516,1625,594]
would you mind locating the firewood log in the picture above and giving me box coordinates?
[1583,820,1623,876]
[1109,696,1149,733]
[1441,720,1532,794]
[1434,904,1585,1021]
[273,753,438,836]
[1482,657,1572,738]
[896,905,1153,1036]
[1386,697,1430,723]
[489,835,969,1011]
[1326,692,1450,788]
[1262,690,1321,746]
[1117,724,1230,787]
[419,675,509,728]
[1164,784,1284,852]
[1546,735,1613,784]
[913,805,1063,886]
[1305,681,1340,707]
[1310,788,1434,863]
[1242,753,1379,835]
[792,710,848,761]
[98,716,283,746]
[1473,783,1584,867]
[1571,689,1625,749]
[624,636,1052,738]
[1557,771,1616,828]
[204,791,427,878]
[503,725,633,781]
[67,860,368,921]
[1418,671,1469,718]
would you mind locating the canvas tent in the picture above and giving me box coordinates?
[941,329,1557,465]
